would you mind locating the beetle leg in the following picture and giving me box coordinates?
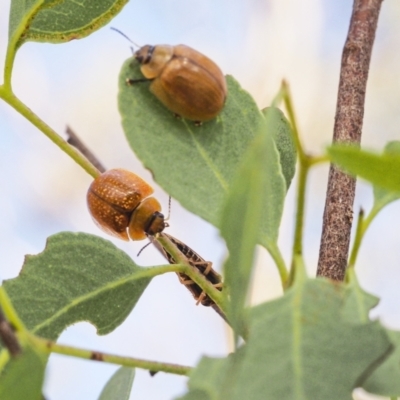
[178,275,195,286]
[197,281,224,305]
[196,291,206,306]
[203,262,212,276]
[191,261,212,276]
[126,78,151,86]
[194,121,203,127]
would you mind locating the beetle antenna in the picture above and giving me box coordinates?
[110,27,141,49]
[166,196,172,222]
[137,240,152,257]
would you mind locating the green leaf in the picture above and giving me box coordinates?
[176,352,244,400]
[98,367,135,400]
[220,110,285,331]
[372,141,400,211]
[176,390,211,400]
[118,59,287,251]
[9,0,127,47]
[8,0,42,44]
[341,268,379,324]
[327,144,400,192]
[362,330,400,397]
[180,278,391,400]
[261,107,297,191]
[0,344,47,400]
[3,232,150,340]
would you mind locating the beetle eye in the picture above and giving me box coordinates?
[145,211,166,236]
[143,46,155,64]
[135,45,155,65]
[135,53,144,63]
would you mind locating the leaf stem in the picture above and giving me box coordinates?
[3,44,15,90]
[272,82,330,286]
[0,86,101,179]
[279,82,309,278]
[267,242,289,289]
[309,155,330,166]
[3,0,49,88]
[275,82,330,284]
[28,334,192,375]
[348,204,381,269]
[281,81,306,163]
[156,235,228,314]
[104,259,229,319]
[0,349,10,373]
[0,287,25,371]
[348,209,365,269]
[0,287,26,333]
[292,158,309,258]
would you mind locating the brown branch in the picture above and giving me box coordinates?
[317,0,383,280]
[0,308,21,357]
[65,126,106,173]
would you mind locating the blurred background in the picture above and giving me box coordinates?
[1,1,400,399]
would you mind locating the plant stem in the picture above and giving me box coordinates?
[29,334,192,376]
[3,44,15,91]
[348,209,364,269]
[0,287,25,333]
[0,288,23,367]
[317,0,384,280]
[280,82,313,280]
[292,158,308,258]
[274,82,330,284]
[348,203,381,269]
[156,235,228,314]
[309,155,330,166]
[281,81,306,162]
[267,242,289,289]
[0,308,21,357]
[0,86,101,179]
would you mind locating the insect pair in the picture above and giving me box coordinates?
[87,168,223,311]
[114,28,227,123]
[82,29,228,309]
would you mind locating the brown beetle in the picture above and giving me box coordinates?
[87,168,166,241]
[129,44,227,122]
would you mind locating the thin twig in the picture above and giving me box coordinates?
[65,126,106,173]
[30,334,191,376]
[317,0,383,280]
[154,234,230,325]
[0,89,101,179]
[0,308,21,357]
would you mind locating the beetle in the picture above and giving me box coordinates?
[128,44,227,123]
[87,168,166,241]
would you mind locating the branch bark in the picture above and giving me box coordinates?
[317,0,383,280]
[65,125,106,173]
[0,308,21,357]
